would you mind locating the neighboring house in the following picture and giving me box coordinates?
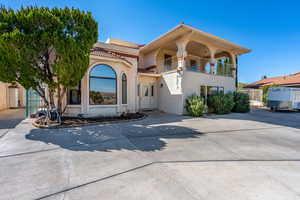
[59,24,250,116]
[245,72,300,88]
[0,82,25,111]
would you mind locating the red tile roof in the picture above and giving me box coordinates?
[90,47,137,66]
[246,72,300,88]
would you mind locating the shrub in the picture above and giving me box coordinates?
[208,92,234,114]
[185,95,206,117]
[233,92,250,113]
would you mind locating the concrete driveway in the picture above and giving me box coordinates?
[0,109,300,200]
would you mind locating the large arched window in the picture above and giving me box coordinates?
[121,73,127,104]
[89,64,117,105]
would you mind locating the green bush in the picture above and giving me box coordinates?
[233,92,250,113]
[185,95,206,117]
[208,92,235,114]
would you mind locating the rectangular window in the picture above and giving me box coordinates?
[190,60,197,67]
[164,54,172,71]
[151,85,154,96]
[200,85,207,104]
[189,59,197,71]
[218,87,224,93]
[200,86,206,99]
[207,86,218,97]
[137,84,140,96]
[144,86,149,97]
[67,83,81,105]
[201,86,225,105]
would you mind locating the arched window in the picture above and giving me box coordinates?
[122,73,127,104]
[89,64,117,105]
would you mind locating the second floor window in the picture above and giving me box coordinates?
[164,54,172,71]
[190,59,197,71]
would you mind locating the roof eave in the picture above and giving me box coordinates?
[140,24,250,55]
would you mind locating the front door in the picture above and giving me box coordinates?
[140,84,156,110]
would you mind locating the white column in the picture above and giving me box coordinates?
[176,39,189,71]
[209,48,217,74]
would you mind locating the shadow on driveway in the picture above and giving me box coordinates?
[26,120,204,152]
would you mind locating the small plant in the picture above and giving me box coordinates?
[185,95,206,117]
[208,92,234,114]
[232,92,250,113]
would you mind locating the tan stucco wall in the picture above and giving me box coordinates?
[182,70,236,114]
[158,71,184,115]
[182,70,236,97]
[64,55,138,117]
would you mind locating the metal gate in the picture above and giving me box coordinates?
[25,89,42,117]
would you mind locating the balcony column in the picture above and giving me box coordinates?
[230,53,237,78]
[208,47,217,74]
[176,39,189,71]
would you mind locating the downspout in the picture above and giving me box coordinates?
[235,56,238,90]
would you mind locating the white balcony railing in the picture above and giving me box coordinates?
[163,56,178,72]
[185,55,233,77]
[161,55,234,77]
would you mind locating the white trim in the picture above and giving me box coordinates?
[89,105,118,108]
[138,73,161,78]
[90,55,132,68]
[86,62,119,113]
[66,105,81,108]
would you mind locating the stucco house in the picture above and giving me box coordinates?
[63,24,250,117]
[245,72,300,88]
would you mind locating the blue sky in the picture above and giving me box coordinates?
[2,0,300,83]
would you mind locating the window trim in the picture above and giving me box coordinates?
[89,64,117,105]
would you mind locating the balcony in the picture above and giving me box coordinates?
[162,55,234,77]
[163,56,178,72]
[185,55,234,77]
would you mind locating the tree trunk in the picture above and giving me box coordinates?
[34,88,49,107]
[57,84,61,113]
[48,88,55,108]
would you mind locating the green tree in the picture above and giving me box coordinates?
[0,7,98,112]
